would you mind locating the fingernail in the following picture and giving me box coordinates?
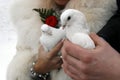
[62,38,65,42]
[60,56,63,59]
[61,64,64,68]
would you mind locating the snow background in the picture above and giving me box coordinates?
[0,0,17,80]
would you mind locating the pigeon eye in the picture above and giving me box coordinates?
[67,16,71,21]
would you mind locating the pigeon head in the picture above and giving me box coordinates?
[60,9,87,29]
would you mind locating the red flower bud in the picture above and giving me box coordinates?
[45,16,58,27]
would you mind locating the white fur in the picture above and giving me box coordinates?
[7,0,117,80]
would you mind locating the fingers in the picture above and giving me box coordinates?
[62,59,90,80]
[62,50,80,69]
[38,40,63,59]
[49,40,64,58]
[51,56,63,69]
[62,39,92,62]
[39,45,45,54]
[62,39,81,60]
[62,47,91,73]
[89,33,107,46]
[62,62,81,80]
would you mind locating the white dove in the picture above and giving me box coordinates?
[60,9,95,49]
[40,24,69,80]
[40,24,65,52]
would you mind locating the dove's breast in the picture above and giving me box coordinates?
[70,33,95,49]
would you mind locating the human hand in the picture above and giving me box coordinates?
[34,41,63,73]
[61,33,120,80]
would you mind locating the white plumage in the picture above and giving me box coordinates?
[40,24,70,80]
[61,9,95,49]
[40,24,65,52]
[39,9,96,80]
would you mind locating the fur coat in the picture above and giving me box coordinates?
[7,0,117,80]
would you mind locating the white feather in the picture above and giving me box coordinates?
[60,9,95,49]
[40,24,65,52]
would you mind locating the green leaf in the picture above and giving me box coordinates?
[33,8,60,27]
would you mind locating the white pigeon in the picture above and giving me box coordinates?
[60,9,95,49]
[40,24,65,52]
[40,24,70,80]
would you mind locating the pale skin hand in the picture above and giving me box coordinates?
[61,33,120,80]
[34,41,63,74]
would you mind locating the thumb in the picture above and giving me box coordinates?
[49,40,63,58]
[89,33,106,46]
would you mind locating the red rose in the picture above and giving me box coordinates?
[45,16,58,27]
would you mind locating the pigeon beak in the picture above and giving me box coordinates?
[61,22,67,29]
[62,25,66,29]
